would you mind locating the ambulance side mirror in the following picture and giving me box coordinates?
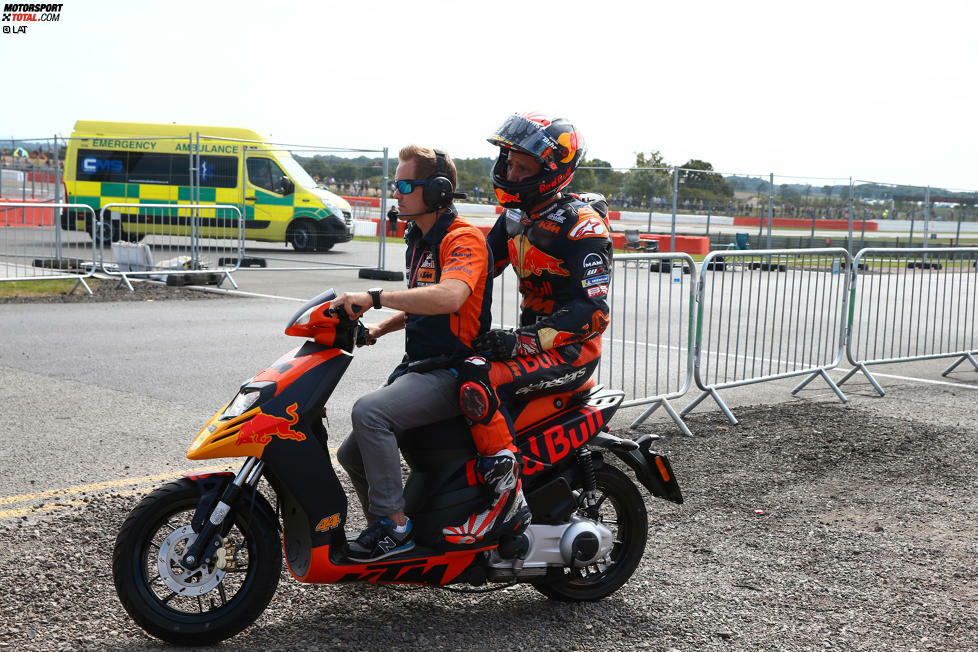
[278,176,294,195]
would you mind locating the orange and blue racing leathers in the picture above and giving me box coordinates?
[462,194,612,455]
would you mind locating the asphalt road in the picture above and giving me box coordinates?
[2,241,978,650]
[2,245,976,502]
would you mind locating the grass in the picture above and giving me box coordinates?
[0,278,98,298]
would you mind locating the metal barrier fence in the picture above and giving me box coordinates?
[0,162,59,201]
[686,248,852,424]
[839,247,978,394]
[0,201,97,294]
[490,251,697,433]
[601,253,697,433]
[97,203,243,290]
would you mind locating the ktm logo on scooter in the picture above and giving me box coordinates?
[236,403,306,446]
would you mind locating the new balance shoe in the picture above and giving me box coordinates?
[348,517,415,561]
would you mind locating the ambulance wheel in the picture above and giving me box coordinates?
[87,218,118,247]
[288,220,318,253]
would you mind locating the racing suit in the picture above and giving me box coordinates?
[464,193,613,454]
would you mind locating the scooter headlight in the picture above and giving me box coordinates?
[222,389,261,420]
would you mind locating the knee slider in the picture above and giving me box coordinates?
[458,356,499,425]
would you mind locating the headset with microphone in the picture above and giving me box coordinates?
[389,149,467,219]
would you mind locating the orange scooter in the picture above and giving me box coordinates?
[112,289,682,645]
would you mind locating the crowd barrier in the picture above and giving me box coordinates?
[685,248,852,424]
[601,253,697,432]
[7,221,977,434]
[97,203,244,290]
[839,247,978,394]
[0,201,96,294]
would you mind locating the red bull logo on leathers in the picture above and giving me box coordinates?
[236,403,306,446]
[509,234,570,278]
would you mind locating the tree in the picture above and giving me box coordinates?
[623,151,672,205]
[778,185,801,203]
[677,159,732,202]
[454,158,491,194]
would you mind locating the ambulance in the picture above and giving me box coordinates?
[61,120,353,251]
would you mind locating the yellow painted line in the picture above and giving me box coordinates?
[0,498,85,520]
[0,465,230,508]
[0,487,157,520]
[0,447,341,520]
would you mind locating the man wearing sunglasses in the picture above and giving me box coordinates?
[444,112,612,546]
[331,145,494,561]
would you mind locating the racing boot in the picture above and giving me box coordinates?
[443,449,531,545]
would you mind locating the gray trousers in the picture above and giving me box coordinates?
[337,368,460,519]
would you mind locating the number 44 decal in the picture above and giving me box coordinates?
[315,513,341,532]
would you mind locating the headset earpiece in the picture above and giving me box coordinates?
[422,149,455,212]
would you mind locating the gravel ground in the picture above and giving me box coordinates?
[0,280,224,304]
[3,400,976,651]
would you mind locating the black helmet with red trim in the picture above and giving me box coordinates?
[488,112,586,211]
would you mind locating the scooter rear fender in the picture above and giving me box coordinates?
[591,433,684,504]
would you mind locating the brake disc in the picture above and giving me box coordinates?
[157,525,227,597]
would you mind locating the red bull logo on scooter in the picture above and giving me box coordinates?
[236,403,306,446]
[509,234,570,278]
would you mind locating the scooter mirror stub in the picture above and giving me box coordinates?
[287,289,337,328]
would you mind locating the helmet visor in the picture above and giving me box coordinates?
[488,114,560,163]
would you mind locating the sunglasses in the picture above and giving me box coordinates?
[395,179,426,194]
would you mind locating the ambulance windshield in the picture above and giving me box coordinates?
[277,155,318,189]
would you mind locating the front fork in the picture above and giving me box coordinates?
[181,457,265,570]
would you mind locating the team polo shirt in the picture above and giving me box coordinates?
[403,207,493,362]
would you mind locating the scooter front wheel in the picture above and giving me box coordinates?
[112,478,281,646]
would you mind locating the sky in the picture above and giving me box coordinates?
[3,0,977,190]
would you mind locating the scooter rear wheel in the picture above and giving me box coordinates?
[112,478,281,646]
[533,464,648,602]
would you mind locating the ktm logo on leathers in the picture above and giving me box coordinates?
[236,403,306,445]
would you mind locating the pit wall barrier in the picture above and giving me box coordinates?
[0,201,96,294]
[732,216,878,232]
[0,198,57,226]
[838,247,978,394]
[685,248,853,425]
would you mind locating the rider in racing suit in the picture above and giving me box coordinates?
[444,112,612,545]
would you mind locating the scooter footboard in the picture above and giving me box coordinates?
[404,466,486,548]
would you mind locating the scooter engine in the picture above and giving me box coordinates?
[487,516,614,579]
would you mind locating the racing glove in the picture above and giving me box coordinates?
[473,328,539,361]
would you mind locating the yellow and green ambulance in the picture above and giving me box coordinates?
[62,120,353,251]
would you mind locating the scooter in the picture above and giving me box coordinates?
[111,289,683,645]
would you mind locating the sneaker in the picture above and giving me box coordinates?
[348,517,415,561]
[443,451,531,544]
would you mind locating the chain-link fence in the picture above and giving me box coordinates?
[569,164,977,254]
[1,137,62,202]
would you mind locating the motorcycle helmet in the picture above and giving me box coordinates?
[488,112,586,210]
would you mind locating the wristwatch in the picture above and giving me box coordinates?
[367,287,383,310]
